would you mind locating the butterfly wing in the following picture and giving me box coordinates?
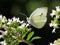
[28,7,48,29]
[30,7,48,17]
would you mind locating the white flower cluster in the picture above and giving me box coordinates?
[7,17,20,25]
[0,14,30,29]
[50,6,60,18]
[0,14,7,23]
[50,39,60,45]
[7,17,30,29]
[0,14,30,45]
[49,6,60,33]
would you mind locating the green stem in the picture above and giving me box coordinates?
[22,38,34,45]
[15,34,34,45]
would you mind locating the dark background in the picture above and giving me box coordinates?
[0,0,60,45]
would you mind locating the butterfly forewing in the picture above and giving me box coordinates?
[30,7,48,17]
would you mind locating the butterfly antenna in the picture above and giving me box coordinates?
[18,12,28,18]
[18,12,29,23]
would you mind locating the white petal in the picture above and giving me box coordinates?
[21,23,26,27]
[4,42,6,45]
[7,22,11,25]
[0,35,3,38]
[12,17,16,22]
[50,43,55,45]
[0,15,2,19]
[2,16,7,23]
[18,26,23,28]
[49,23,53,27]
[56,6,60,11]
[12,17,20,23]
[7,19,12,25]
[2,31,7,35]
[54,40,57,43]
[8,19,12,22]
[50,10,56,17]
[18,23,26,28]
[56,15,60,19]
[0,41,7,45]
[0,41,4,45]
[52,28,56,33]
[26,24,30,27]
[2,19,5,23]
[16,17,20,22]
[20,21,24,24]
[53,24,58,28]
[12,36,16,39]
[52,10,56,13]
[50,13,54,17]
[12,17,15,20]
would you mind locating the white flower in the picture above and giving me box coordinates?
[0,41,4,45]
[7,17,21,25]
[26,24,30,27]
[2,16,7,23]
[50,10,56,17]
[49,20,58,33]
[50,43,55,45]
[12,17,20,23]
[12,17,16,21]
[49,20,53,27]
[56,15,60,19]
[0,41,6,45]
[7,19,12,25]
[4,42,6,45]
[18,23,26,28]
[18,26,23,28]
[0,15,7,23]
[28,28,31,31]
[52,28,56,33]
[49,20,58,28]
[0,35,3,38]
[0,15,2,19]
[2,31,7,35]
[20,21,24,24]
[21,23,26,27]
[56,6,60,11]
[52,39,60,45]
[12,36,16,39]
[2,19,5,23]
[49,23,53,27]
[53,24,58,28]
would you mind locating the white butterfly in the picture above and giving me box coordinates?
[27,7,48,29]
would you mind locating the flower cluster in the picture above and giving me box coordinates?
[0,14,31,45]
[50,38,60,45]
[49,6,60,33]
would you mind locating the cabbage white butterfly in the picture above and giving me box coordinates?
[27,7,48,29]
[18,7,48,29]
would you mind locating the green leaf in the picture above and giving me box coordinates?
[26,31,34,41]
[21,32,28,39]
[30,36,41,42]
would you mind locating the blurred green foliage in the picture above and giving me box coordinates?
[0,0,60,19]
[26,0,48,15]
